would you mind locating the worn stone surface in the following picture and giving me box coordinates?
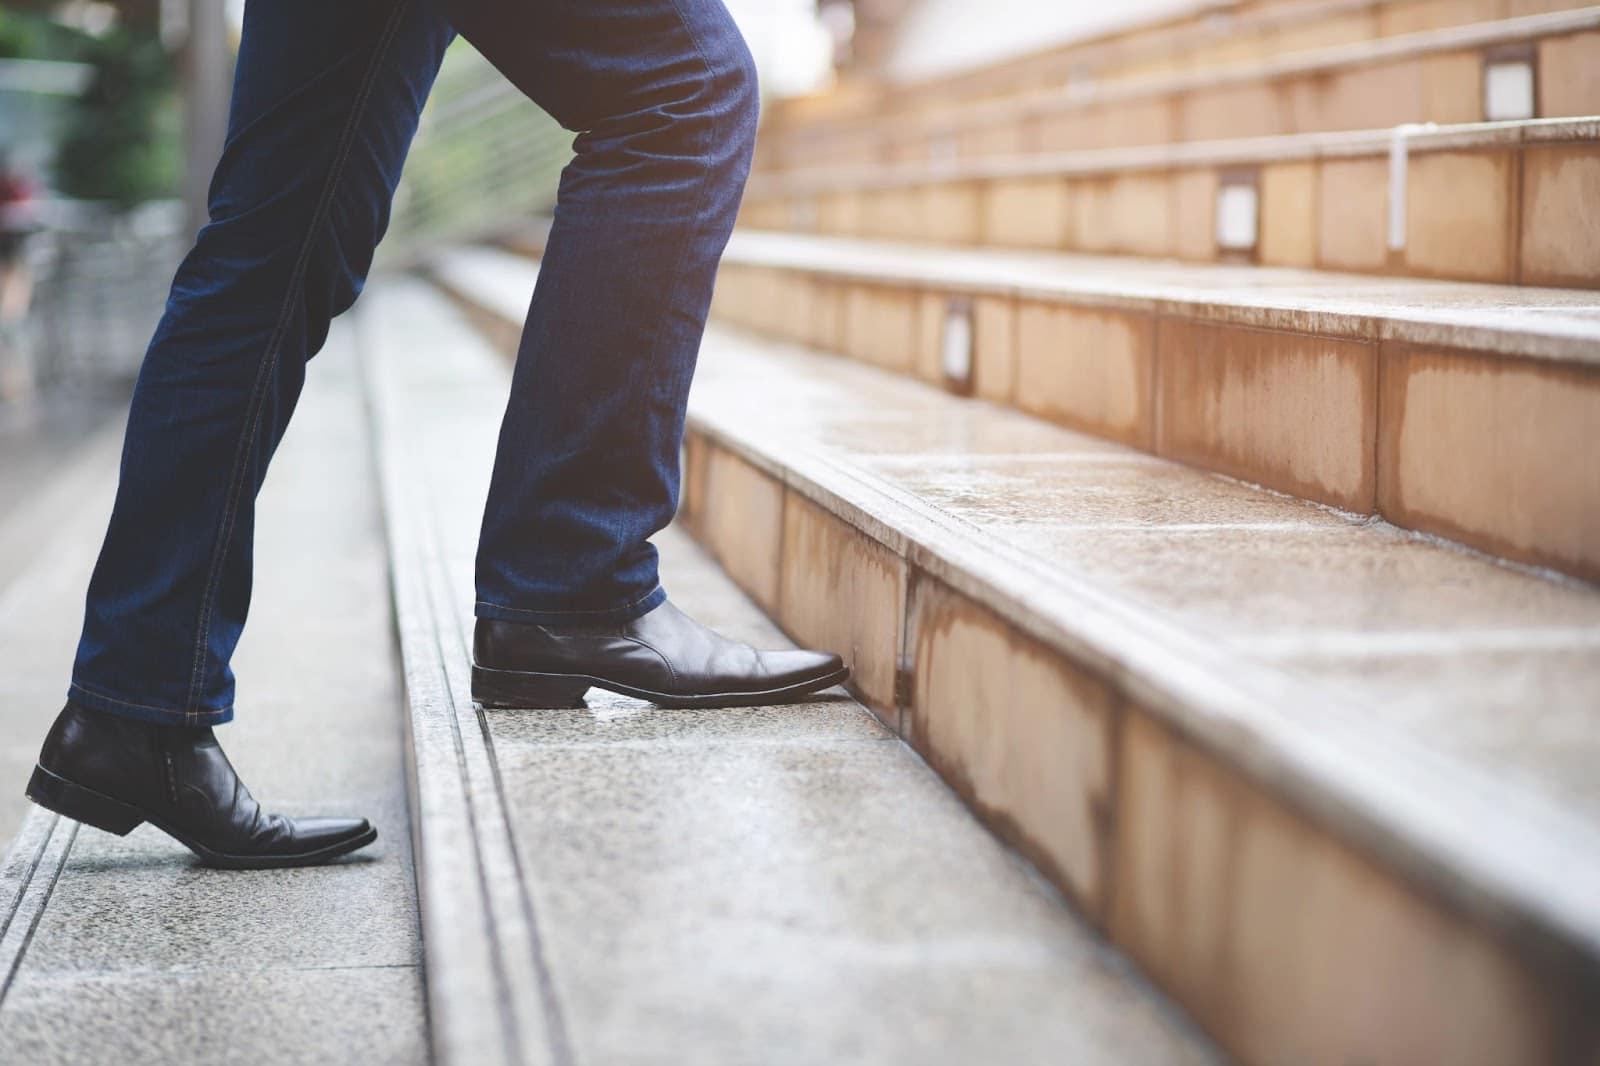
[1111,707,1567,1066]
[484,531,1219,1066]
[1015,302,1154,448]
[1378,345,1600,581]
[438,245,1600,1065]
[0,322,426,1064]
[1155,320,1377,512]
[384,268,1230,1066]
[907,576,1115,916]
[1519,144,1600,288]
[1405,150,1513,282]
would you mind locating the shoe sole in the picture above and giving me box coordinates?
[471,663,852,710]
[25,765,378,870]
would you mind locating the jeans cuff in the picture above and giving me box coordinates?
[473,584,667,628]
[67,681,235,728]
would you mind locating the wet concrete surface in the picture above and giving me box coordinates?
[359,275,1225,1066]
[0,322,427,1065]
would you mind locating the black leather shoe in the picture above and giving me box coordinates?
[26,702,376,869]
[472,599,849,709]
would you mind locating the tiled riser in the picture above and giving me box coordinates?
[710,265,1600,583]
[762,27,1600,171]
[679,436,1599,1066]
[739,140,1600,288]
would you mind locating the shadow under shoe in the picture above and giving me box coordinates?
[26,702,375,869]
[472,598,850,709]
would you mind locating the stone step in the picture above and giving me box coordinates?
[356,275,1228,1066]
[795,0,1596,130]
[0,321,428,1064]
[489,231,1600,585]
[424,248,1600,1065]
[740,117,1600,289]
[756,7,1600,171]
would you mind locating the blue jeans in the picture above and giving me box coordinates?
[69,0,758,726]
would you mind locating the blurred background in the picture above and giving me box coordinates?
[0,0,1194,425]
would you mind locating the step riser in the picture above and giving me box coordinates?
[678,433,1600,1066]
[760,18,1600,171]
[741,135,1600,289]
[708,262,1600,585]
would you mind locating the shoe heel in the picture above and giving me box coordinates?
[472,666,590,709]
[26,765,144,836]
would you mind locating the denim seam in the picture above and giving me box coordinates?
[69,680,233,720]
[474,584,664,618]
[181,1,412,721]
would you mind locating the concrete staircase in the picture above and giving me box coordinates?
[431,241,1600,1066]
[421,2,1600,1059]
[359,277,1228,1066]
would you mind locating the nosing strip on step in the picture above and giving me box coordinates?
[0,811,76,1005]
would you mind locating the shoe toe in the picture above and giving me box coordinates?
[296,816,376,852]
[765,649,846,687]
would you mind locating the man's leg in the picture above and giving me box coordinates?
[434,0,848,708]
[30,0,454,867]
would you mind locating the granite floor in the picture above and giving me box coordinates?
[0,321,427,1065]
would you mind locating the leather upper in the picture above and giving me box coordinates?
[475,599,844,696]
[41,702,369,858]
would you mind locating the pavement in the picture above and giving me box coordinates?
[0,321,428,1065]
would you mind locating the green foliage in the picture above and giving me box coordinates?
[0,8,87,61]
[53,27,180,207]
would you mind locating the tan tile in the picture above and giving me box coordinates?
[1156,321,1377,512]
[1173,168,1218,261]
[1420,51,1485,125]
[1259,161,1318,268]
[1015,303,1155,448]
[1111,708,1570,1066]
[843,284,918,373]
[1378,346,1600,582]
[1317,157,1390,272]
[907,578,1115,916]
[778,493,904,716]
[918,182,983,245]
[1178,82,1282,142]
[699,446,786,613]
[817,191,864,237]
[1070,177,1117,253]
[973,296,1017,403]
[982,177,1069,249]
[1379,0,1499,36]
[1405,150,1514,282]
[1539,30,1600,118]
[915,291,950,384]
[773,271,819,346]
[806,276,846,353]
[861,187,920,242]
[1519,144,1600,287]
[1270,9,1376,54]
[1302,60,1422,133]
[1107,172,1176,256]
[1094,98,1175,150]
[1036,109,1096,154]
[957,120,1027,159]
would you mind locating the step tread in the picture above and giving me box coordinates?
[430,242,1600,969]
[718,230,1600,362]
[361,275,1226,1066]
